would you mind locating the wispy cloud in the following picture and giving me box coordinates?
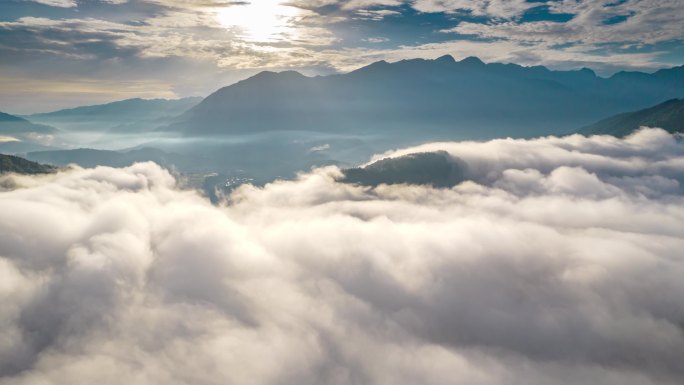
[448,0,684,47]
[28,0,77,8]
[412,0,535,18]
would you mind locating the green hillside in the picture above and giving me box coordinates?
[0,154,56,174]
[580,99,684,136]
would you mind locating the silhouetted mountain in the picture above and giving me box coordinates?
[167,56,684,138]
[0,153,56,174]
[342,151,468,187]
[579,99,684,136]
[27,97,202,132]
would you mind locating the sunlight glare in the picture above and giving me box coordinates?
[215,0,300,42]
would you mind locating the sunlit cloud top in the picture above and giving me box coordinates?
[0,0,683,113]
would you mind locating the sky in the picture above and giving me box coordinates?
[1,0,683,113]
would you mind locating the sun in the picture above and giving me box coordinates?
[215,0,300,43]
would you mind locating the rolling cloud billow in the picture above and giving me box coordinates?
[1,128,684,385]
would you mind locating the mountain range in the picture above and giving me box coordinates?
[168,55,684,139]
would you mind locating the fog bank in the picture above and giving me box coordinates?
[1,128,683,385]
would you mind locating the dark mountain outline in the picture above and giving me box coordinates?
[165,55,684,138]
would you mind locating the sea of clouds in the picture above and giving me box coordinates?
[1,128,683,385]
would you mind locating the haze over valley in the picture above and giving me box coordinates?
[3,56,684,194]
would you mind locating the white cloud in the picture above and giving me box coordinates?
[446,0,684,48]
[321,39,668,75]
[353,9,402,20]
[308,143,331,152]
[27,0,77,7]
[0,12,336,68]
[363,36,389,43]
[342,0,403,9]
[412,0,535,19]
[0,128,683,384]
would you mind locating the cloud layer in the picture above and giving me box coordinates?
[1,128,684,384]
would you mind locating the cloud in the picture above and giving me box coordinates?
[362,36,389,43]
[308,143,331,152]
[446,0,684,48]
[341,0,403,9]
[27,0,77,7]
[0,136,19,143]
[353,9,402,20]
[1,128,684,384]
[321,39,668,75]
[412,0,535,19]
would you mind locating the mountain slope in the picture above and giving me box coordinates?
[167,56,684,139]
[0,112,24,123]
[0,154,56,174]
[0,111,57,135]
[27,97,202,132]
[579,99,684,136]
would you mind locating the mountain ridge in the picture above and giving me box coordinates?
[26,97,203,133]
[28,97,203,119]
[167,55,684,138]
[0,111,57,135]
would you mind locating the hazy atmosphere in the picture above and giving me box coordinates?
[1,1,684,385]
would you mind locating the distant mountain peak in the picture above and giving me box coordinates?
[579,67,596,76]
[435,54,456,63]
[459,56,485,67]
[252,70,305,79]
[348,59,392,75]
